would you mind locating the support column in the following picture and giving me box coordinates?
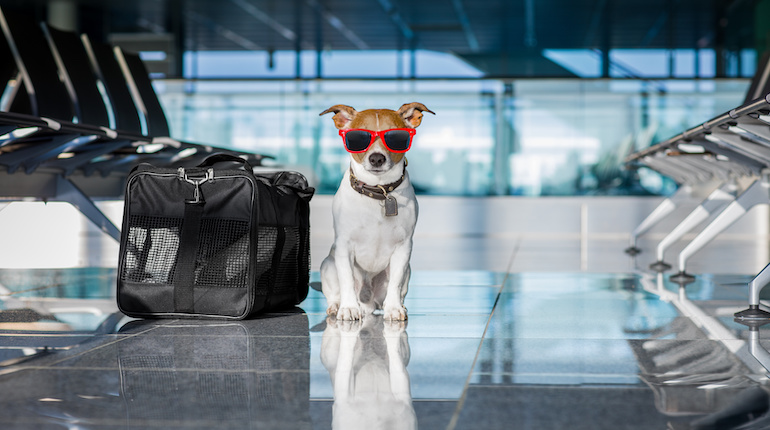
[167,0,185,78]
[600,0,611,77]
[755,0,770,56]
[493,83,513,195]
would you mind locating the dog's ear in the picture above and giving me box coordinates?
[397,102,435,128]
[320,105,357,129]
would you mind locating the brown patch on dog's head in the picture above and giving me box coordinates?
[320,103,434,168]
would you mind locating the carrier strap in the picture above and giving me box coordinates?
[173,201,204,313]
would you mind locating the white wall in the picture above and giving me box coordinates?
[311,195,770,274]
[0,195,766,275]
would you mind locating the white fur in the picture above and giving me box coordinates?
[321,315,416,430]
[320,149,418,321]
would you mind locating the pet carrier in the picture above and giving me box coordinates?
[117,154,313,319]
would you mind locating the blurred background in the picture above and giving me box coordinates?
[3,0,770,272]
[3,0,763,196]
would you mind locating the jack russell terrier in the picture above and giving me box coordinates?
[319,102,434,321]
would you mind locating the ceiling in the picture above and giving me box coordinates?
[2,0,761,77]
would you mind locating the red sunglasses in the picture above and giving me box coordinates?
[338,128,416,153]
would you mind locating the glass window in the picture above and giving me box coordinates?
[157,76,748,196]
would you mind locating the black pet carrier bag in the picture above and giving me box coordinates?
[117,154,314,319]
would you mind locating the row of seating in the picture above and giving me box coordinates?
[0,8,271,241]
[624,53,770,320]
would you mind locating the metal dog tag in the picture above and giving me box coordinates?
[384,195,398,216]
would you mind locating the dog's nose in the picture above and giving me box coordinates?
[369,153,386,168]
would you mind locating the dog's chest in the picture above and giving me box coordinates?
[333,184,417,271]
[335,195,416,239]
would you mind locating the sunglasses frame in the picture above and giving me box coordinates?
[338,128,416,153]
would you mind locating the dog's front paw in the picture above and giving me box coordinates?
[383,305,408,321]
[336,305,362,321]
[326,302,339,316]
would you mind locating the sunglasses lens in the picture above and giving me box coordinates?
[383,130,412,151]
[344,130,372,152]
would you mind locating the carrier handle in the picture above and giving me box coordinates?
[197,153,254,172]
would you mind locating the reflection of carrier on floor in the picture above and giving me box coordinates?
[624,52,770,319]
[0,7,272,242]
[0,314,312,428]
[116,317,311,428]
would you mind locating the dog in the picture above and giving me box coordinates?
[320,315,416,430]
[319,103,434,321]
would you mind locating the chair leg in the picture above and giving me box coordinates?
[55,175,120,241]
[672,178,770,281]
[625,185,693,255]
[650,183,737,271]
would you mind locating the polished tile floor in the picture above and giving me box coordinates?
[2,197,770,429]
[1,266,769,429]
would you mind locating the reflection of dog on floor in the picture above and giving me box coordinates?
[321,314,417,430]
[319,103,434,321]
